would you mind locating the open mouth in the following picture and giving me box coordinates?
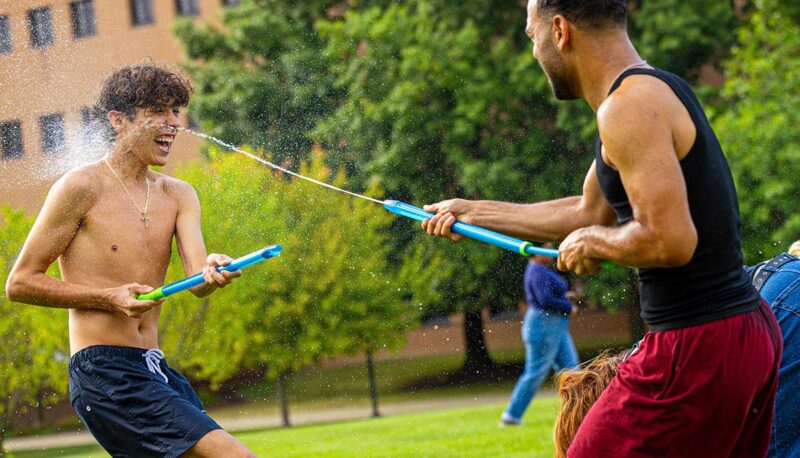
[155,135,175,153]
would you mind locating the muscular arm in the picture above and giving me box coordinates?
[5,171,157,313]
[172,180,238,298]
[423,161,616,242]
[463,161,615,241]
[558,82,698,271]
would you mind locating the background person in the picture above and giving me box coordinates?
[501,245,579,426]
[746,240,800,458]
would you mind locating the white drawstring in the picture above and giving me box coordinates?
[143,349,169,383]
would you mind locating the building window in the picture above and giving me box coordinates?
[28,8,54,49]
[130,0,155,26]
[0,16,11,54]
[222,0,241,6]
[80,106,94,129]
[176,0,201,16]
[40,113,66,153]
[1,121,23,159]
[71,1,97,38]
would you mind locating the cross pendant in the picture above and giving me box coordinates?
[141,213,149,228]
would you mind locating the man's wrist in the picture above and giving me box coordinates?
[92,288,116,312]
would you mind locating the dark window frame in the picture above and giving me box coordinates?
[130,0,155,26]
[0,15,11,54]
[28,7,54,49]
[1,120,24,160]
[40,113,66,154]
[176,0,201,17]
[222,0,241,7]
[70,0,97,39]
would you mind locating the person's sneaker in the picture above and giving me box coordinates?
[499,412,521,427]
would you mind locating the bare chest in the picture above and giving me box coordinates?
[61,188,179,286]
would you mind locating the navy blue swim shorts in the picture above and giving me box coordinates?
[69,345,221,458]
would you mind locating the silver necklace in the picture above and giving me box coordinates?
[608,60,648,94]
[103,158,151,228]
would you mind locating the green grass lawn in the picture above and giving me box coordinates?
[207,339,629,420]
[8,339,629,444]
[14,399,561,458]
[208,349,527,419]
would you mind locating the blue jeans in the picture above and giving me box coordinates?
[504,307,579,421]
[759,258,800,458]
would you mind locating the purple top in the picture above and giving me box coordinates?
[524,262,572,315]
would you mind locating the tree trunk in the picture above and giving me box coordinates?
[1,392,18,458]
[33,390,44,430]
[276,372,290,427]
[365,350,380,418]
[0,424,6,458]
[627,280,646,342]
[0,413,8,458]
[461,308,496,376]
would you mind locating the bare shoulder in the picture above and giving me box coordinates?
[153,172,199,205]
[596,76,677,165]
[49,163,102,208]
[597,76,677,133]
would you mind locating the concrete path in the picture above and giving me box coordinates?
[6,391,553,453]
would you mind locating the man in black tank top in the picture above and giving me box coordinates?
[420,1,781,456]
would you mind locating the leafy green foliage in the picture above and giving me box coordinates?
[173,1,343,165]
[175,1,749,320]
[629,0,738,78]
[0,208,68,442]
[158,150,430,385]
[714,0,800,260]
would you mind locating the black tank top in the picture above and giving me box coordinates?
[595,68,759,331]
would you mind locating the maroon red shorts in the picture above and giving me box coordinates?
[568,300,782,458]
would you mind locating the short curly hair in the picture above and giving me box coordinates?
[95,64,193,120]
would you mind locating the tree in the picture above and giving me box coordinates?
[173,1,352,166]
[713,0,800,261]
[0,207,68,452]
[158,149,428,425]
[175,0,749,373]
[313,1,576,377]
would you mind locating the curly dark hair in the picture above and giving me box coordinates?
[537,0,627,29]
[95,64,193,120]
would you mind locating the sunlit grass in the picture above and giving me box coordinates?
[14,399,560,458]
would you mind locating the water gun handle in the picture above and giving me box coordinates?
[137,245,283,301]
[383,200,558,257]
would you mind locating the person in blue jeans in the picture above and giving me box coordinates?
[745,240,800,458]
[501,247,579,426]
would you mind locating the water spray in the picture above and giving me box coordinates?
[181,128,558,258]
[137,245,283,301]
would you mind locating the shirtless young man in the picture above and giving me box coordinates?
[421,1,781,456]
[6,65,256,458]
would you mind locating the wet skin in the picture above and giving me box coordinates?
[6,106,240,355]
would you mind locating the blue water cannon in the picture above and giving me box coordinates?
[383,200,558,257]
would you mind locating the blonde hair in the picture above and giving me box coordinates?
[553,351,624,458]
[790,240,800,257]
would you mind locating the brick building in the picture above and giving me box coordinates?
[0,0,237,211]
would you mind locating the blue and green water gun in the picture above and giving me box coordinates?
[383,200,558,257]
[137,245,282,301]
